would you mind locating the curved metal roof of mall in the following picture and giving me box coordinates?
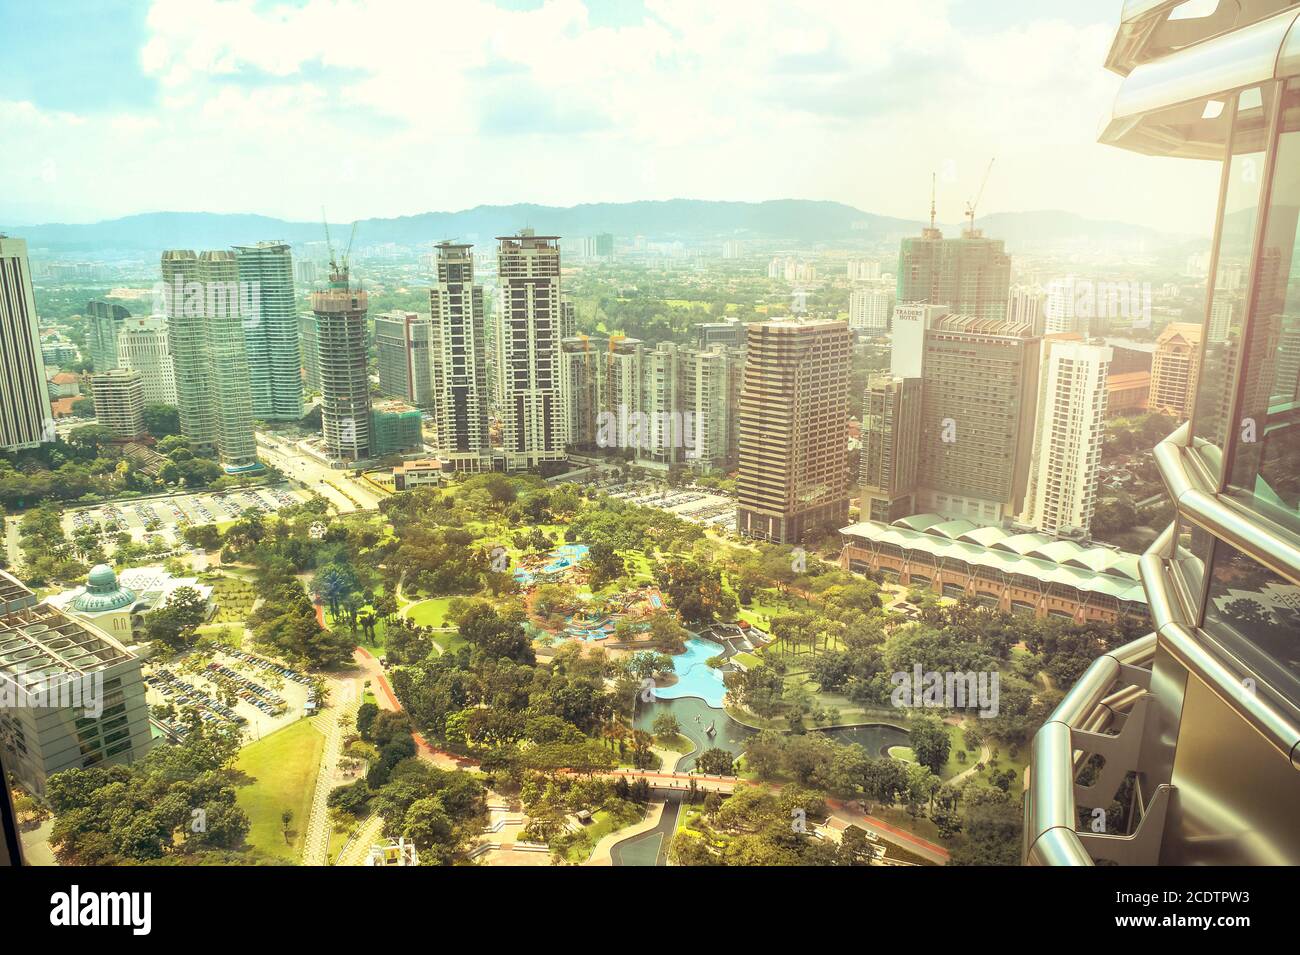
[839,515,1148,604]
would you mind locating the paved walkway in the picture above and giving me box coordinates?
[584,801,665,866]
[353,647,475,770]
[302,677,362,866]
[334,813,385,866]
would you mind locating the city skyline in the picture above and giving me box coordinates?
[0,0,1222,234]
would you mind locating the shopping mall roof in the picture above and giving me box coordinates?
[840,515,1147,603]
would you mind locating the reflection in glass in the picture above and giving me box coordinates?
[1203,541,1300,705]
[1172,516,1213,619]
[1191,88,1271,481]
[1227,85,1300,539]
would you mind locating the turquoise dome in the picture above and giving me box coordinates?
[72,564,136,614]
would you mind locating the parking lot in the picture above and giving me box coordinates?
[146,644,316,742]
[66,484,308,547]
[602,483,736,529]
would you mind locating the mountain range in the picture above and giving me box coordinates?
[2,200,1177,254]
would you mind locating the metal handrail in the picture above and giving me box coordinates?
[1023,632,1157,866]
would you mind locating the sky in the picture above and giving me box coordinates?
[0,0,1223,234]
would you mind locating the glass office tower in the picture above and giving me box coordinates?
[1025,2,1300,866]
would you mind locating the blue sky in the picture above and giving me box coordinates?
[0,0,1220,232]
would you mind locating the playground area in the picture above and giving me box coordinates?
[559,586,666,642]
[513,543,590,586]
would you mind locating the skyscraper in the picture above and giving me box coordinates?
[1148,322,1202,419]
[736,318,851,544]
[0,237,55,451]
[199,251,258,471]
[896,227,1010,323]
[1024,1,1300,866]
[917,314,1041,523]
[560,335,602,452]
[1008,284,1046,335]
[1020,337,1111,536]
[430,242,491,471]
[496,230,566,471]
[312,264,371,464]
[374,311,434,410]
[299,313,320,392]
[85,300,131,372]
[90,369,146,440]
[234,242,303,421]
[848,282,895,333]
[858,375,922,523]
[116,315,178,407]
[162,249,257,469]
[162,250,213,450]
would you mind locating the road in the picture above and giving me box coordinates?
[254,433,383,514]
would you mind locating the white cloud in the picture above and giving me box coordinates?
[0,0,1220,234]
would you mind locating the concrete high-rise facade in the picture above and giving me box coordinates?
[917,314,1041,524]
[560,336,602,452]
[85,300,131,372]
[430,242,492,472]
[859,376,922,523]
[312,267,371,464]
[1020,337,1112,536]
[0,237,55,451]
[496,230,566,471]
[374,311,434,410]
[848,282,895,333]
[1149,322,1202,420]
[161,250,258,470]
[200,251,259,471]
[736,319,851,544]
[116,315,178,407]
[90,369,146,440]
[896,229,1011,323]
[234,242,303,421]
[1008,284,1046,335]
[162,250,213,449]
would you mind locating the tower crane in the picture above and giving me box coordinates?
[964,158,995,237]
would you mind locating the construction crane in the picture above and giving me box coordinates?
[340,221,358,275]
[964,158,995,237]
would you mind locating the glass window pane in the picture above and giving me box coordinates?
[1173,515,1214,620]
[1190,89,1272,481]
[1203,541,1300,705]
[1227,84,1300,538]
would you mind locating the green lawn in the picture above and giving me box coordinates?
[406,597,455,629]
[234,719,325,862]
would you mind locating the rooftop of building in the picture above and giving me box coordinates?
[49,564,211,620]
[840,514,1147,603]
[0,603,136,681]
[373,399,421,415]
[929,314,1035,338]
[0,570,34,606]
[1156,322,1202,344]
[394,458,442,473]
[70,564,137,614]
